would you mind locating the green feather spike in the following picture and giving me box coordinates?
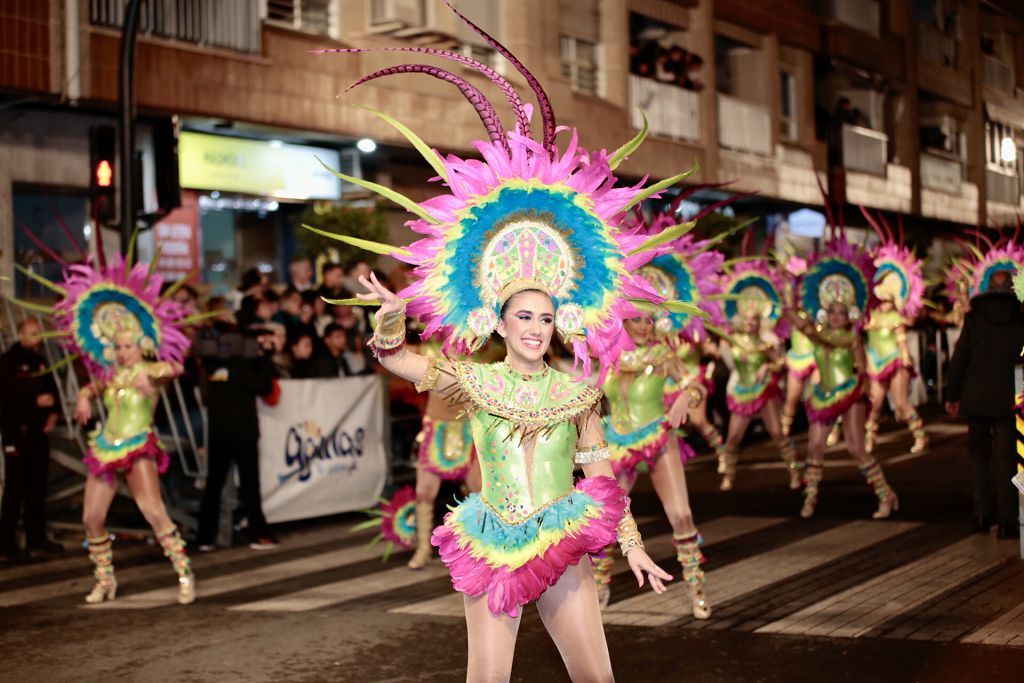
[158,270,200,301]
[4,295,55,315]
[178,311,221,327]
[704,323,739,346]
[13,264,65,295]
[316,157,440,225]
[350,518,384,532]
[354,104,448,183]
[608,109,649,170]
[693,218,757,253]
[661,300,706,316]
[628,221,697,256]
[145,246,162,285]
[126,224,142,267]
[619,160,699,213]
[32,353,80,378]
[300,223,410,258]
[722,255,772,268]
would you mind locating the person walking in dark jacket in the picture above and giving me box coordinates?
[196,330,278,550]
[0,319,63,559]
[947,270,1024,538]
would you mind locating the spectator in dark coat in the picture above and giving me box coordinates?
[947,270,1024,538]
[0,319,63,559]
[197,331,278,550]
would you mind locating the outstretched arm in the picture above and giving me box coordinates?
[357,273,459,394]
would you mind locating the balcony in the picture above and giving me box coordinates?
[841,124,887,176]
[629,76,700,143]
[987,167,1020,205]
[920,152,962,194]
[90,0,262,53]
[982,55,1014,94]
[717,93,771,156]
[917,23,956,69]
[815,0,879,36]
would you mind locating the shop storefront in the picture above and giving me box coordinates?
[159,131,349,296]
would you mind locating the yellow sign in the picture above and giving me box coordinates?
[178,132,341,200]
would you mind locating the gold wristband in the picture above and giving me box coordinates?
[617,505,644,557]
[415,357,441,393]
[78,387,92,401]
[370,309,407,353]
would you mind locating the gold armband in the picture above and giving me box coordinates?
[617,504,644,557]
[146,361,175,380]
[77,386,93,401]
[415,356,441,393]
[369,309,407,357]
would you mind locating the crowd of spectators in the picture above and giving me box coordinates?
[629,40,705,91]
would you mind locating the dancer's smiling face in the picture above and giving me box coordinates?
[114,333,143,367]
[497,290,555,369]
[827,301,850,329]
[624,316,654,346]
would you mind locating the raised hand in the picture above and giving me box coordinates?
[74,395,92,424]
[357,272,404,319]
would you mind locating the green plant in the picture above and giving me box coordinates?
[293,202,387,265]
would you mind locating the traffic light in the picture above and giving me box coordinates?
[90,125,117,224]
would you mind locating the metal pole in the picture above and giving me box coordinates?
[118,0,142,253]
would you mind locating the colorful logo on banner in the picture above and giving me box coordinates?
[279,419,366,483]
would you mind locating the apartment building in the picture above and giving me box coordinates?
[1,0,1023,293]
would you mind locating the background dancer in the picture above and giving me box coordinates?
[718,262,799,491]
[786,238,897,520]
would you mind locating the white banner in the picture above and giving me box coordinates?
[257,377,387,524]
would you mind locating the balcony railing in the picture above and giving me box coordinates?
[920,152,962,193]
[717,93,771,156]
[90,0,261,54]
[629,75,700,143]
[815,0,880,36]
[917,23,957,69]
[987,167,1020,205]
[841,124,887,176]
[982,54,1014,94]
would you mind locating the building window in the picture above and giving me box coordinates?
[89,0,262,54]
[462,43,497,71]
[560,35,599,96]
[780,71,798,141]
[266,0,337,38]
[986,120,1017,172]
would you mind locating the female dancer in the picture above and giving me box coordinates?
[718,263,801,491]
[786,239,898,519]
[861,212,927,454]
[598,314,710,618]
[406,339,481,570]
[12,256,197,604]
[313,6,686,675]
[780,257,815,437]
[594,245,725,617]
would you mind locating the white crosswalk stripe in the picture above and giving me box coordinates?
[5,509,1024,650]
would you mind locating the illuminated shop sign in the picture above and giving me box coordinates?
[179,132,341,200]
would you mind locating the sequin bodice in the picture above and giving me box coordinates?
[603,344,671,433]
[100,365,158,443]
[864,310,904,360]
[812,330,858,392]
[790,329,814,355]
[452,361,601,525]
[732,333,772,386]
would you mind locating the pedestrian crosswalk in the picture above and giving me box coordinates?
[1,513,1021,650]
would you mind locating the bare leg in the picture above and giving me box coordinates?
[124,458,175,533]
[865,377,889,453]
[687,399,725,461]
[464,593,522,683]
[802,421,829,518]
[82,475,118,604]
[650,440,710,619]
[782,374,804,436]
[891,369,926,452]
[721,413,752,490]
[760,399,801,489]
[82,475,118,538]
[844,402,899,518]
[410,467,442,570]
[536,560,615,683]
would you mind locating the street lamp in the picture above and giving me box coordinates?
[1000,136,1017,163]
[357,138,377,153]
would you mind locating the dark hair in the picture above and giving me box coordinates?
[288,331,314,349]
[281,286,300,300]
[498,289,552,320]
[261,289,281,304]
[290,255,312,265]
[323,322,347,338]
[989,270,1012,293]
[239,268,263,292]
[322,262,344,277]
[300,289,319,306]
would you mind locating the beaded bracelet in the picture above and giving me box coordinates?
[574,442,610,464]
[368,310,407,357]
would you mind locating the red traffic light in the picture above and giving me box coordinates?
[96,160,113,187]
